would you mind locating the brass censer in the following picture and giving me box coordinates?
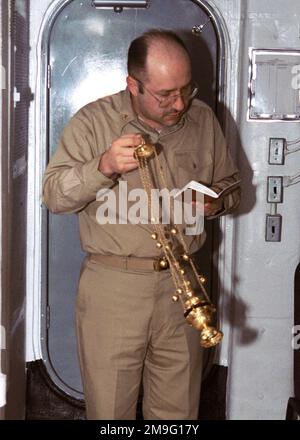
[134,140,223,348]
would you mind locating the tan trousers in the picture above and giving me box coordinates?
[75,257,203,420]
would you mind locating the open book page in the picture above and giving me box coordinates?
[174,179,241,199]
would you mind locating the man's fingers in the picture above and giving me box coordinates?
[122,157,138,165]
[112,133,143,149]
[204,199,223,216]
[124,162,139,172]
[121,147,139,157]
[204,194,215,203]
[102,133,145,174]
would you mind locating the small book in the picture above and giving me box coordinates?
[174,179,241,199]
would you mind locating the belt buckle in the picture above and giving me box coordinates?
[153,257,169,271]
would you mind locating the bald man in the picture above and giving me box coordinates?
[43,30,240,420]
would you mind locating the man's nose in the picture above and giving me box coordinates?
[171,95,185,112]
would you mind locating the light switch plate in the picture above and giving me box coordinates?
[265,214,282,242]
[269,138,285,165]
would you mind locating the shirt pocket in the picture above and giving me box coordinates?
[174,150,213,188]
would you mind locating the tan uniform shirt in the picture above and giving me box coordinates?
[43,89,240,258]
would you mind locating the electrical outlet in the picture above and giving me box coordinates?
[267,176,283,203]
[265,214,282,242]
[268,138,285,165]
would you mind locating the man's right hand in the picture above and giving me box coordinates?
[98,133,143,177]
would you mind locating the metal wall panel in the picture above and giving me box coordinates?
[0,0,29,419]
[223,0,300,420]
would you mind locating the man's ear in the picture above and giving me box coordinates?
[127,75,139,96]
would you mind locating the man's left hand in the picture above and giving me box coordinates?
[204,194,223,216]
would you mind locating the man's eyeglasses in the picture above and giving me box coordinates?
[134,78,198,108]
